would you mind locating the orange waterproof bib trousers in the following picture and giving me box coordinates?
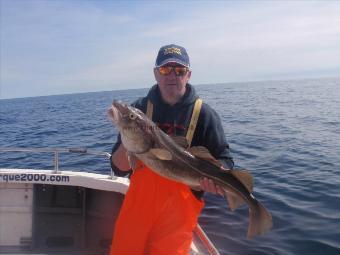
[110,163,204,255]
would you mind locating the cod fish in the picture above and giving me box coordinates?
[108,101,272,238]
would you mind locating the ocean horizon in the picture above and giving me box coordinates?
[2,76,339,101]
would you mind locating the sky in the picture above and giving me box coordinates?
[1,0,340,99]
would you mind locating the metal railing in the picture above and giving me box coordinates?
[0,147,114,178]
[194,225,220,255]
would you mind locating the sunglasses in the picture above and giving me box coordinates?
[158,66,189,76]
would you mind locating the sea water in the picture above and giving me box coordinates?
[1,77,339,255]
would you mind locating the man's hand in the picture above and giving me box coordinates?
[199,177,224,196]
[111,144,130,172]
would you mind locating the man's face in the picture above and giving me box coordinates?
[154,62,191,105]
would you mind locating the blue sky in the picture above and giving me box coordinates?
[1,0,340,99]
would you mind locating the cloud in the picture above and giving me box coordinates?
[1,1,340,98]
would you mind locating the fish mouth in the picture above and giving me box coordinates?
[110,100,133,122]
[109,100,126,123]
[110,105,119,123]
[112,100,130,113]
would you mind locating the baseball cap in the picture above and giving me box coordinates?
[155,44,190,67]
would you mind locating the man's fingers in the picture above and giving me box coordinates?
[216,185,224,196]
[200,178,208,191]
[208,179,217,194]
[199,178,224,196]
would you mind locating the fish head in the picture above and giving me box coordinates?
[109,100,154,153]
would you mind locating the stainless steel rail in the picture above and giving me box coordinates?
[194,225,220,255]
[0,147,113,178]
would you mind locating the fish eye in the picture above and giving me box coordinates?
[129,113,137,120]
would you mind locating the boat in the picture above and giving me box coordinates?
[0,147,220,255]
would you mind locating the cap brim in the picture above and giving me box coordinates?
[155,58,190,68]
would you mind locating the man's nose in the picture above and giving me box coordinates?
[167,68,177,79]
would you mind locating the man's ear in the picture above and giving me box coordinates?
[153,67,158,81]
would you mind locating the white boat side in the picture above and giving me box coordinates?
[0,168,129,193]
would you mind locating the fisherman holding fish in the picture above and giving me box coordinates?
[108,44,272,255]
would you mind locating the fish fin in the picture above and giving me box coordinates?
[127,153,138,170]
[171,136,189,148]
[187,146,222,167]
[224,190,245,211]
[150,148,172,160]
[231,169,254,193]
[247,199,273,239]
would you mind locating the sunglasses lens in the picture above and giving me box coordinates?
[158,66,188,76]
[158,66,172,75]
[174,67,188,76]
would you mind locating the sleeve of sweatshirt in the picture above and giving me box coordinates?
[199,104,234,170]
[110,134,132,177]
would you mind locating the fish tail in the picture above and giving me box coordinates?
[247,199,273,238]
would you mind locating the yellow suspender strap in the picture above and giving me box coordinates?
[146,98,202,147]
[146,100,153,119]
[186,98,203,147]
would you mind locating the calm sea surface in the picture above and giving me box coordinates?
[1,78,340,255]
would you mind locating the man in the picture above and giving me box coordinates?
[109,44,234,255]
